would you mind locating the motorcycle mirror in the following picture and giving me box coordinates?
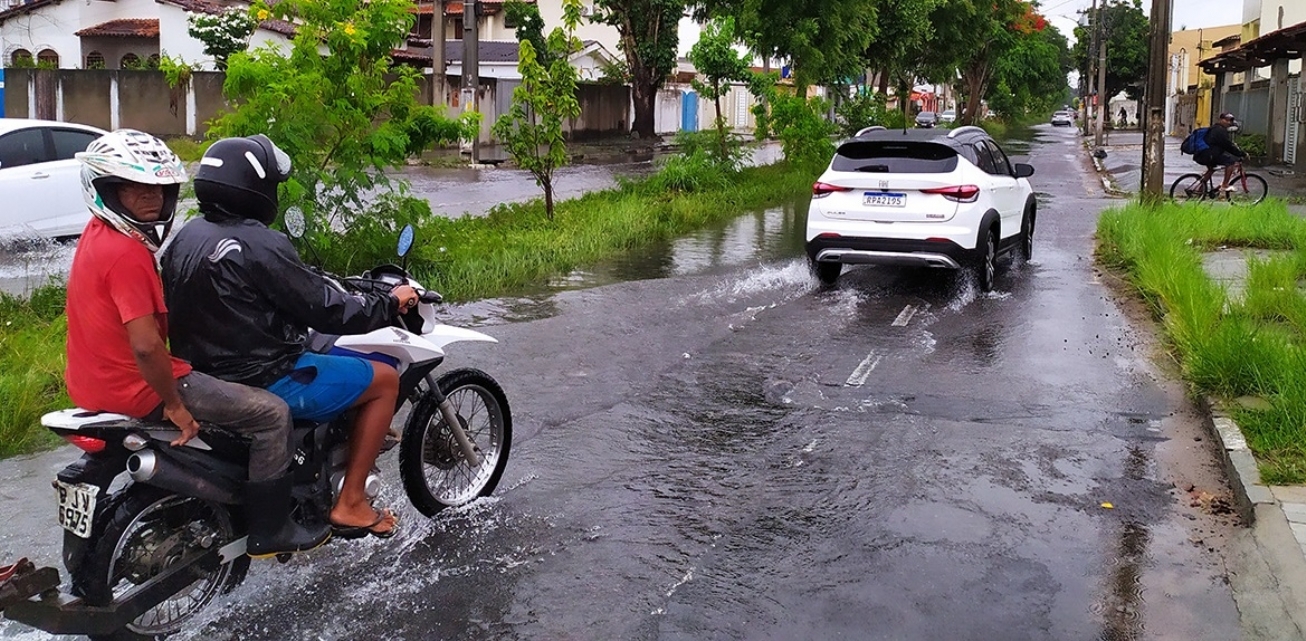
[285,207,306,239]
[397,224,415,258]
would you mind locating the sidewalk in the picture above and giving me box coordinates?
[1089,130,1306,207]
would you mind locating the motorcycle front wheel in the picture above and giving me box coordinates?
[75,484,248,641]
[400,368,512,517]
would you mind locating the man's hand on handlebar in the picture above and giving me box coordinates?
[391,285,419,312]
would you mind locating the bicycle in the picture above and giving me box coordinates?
[1169,161,1268,205]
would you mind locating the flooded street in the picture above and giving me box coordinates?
[0,127,1263,640]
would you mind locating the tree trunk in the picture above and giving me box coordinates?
[714,86,727,159]
[631,80,657,139]
[877,69,890,95]
[543,175,555,221]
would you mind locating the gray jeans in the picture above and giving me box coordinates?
[148,371,294,482]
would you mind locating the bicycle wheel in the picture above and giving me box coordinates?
[1227,173,1268,206]
[1169,174,1208,202]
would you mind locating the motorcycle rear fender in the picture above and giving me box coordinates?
[43,409,216,452]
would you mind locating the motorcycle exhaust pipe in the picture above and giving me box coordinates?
[127,451,240,505]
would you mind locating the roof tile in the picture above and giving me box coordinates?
[74,18,161,38]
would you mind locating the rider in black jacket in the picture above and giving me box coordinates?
[162,135,417,539]
[1195,112,1249,192]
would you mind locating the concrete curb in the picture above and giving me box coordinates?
[1082,140,1128,197]
[1203,405,1278,523]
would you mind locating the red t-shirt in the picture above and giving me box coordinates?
[65,218,192,417]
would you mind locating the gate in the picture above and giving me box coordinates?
[681,91,698,132]
[1286,78,1300,166]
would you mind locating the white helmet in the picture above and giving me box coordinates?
[76,129,187,252]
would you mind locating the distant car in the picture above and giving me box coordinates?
[1050,111,1074,127]
[914,111,939,128]
[939,109,957,123]
[806,126,1037,291]
[0,118,107,240]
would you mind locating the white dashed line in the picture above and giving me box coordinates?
[845,351,882,387]
[891,304,918,326]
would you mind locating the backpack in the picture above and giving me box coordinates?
[1181,127,1210,156]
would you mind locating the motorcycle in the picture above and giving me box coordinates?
[1,223,511,640]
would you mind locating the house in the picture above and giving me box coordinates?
[1198,0,1306,169]
[1166,24,1240,135]
[0,0,295,70]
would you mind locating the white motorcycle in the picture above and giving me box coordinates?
[2,223,511,640]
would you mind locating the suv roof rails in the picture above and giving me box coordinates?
[855,126,887,136]
[947,125,986,138]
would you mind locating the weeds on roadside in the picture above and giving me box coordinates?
[0,286,67,458]
[1097,199,1306,483]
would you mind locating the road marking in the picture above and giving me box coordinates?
[845,351,882,387]
[891,304,918,326]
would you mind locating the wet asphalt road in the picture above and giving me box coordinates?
[1,126,1252,640]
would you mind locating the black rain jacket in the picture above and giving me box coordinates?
[1197,122,1246,165]
[161,210,399,388]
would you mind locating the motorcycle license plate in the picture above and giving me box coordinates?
[55,480,96,539]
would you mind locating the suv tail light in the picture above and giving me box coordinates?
[812,182,853,199]
[921,185,980,203]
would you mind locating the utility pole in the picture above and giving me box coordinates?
[433,0,446,113]
[1141,0,1172,204]
[1086,0,1099,136]
[1096,38,1107,148]
[462,0,480,161]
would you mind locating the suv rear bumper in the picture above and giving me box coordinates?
[806,236,971,269]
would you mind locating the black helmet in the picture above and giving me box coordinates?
[193,134,292,225]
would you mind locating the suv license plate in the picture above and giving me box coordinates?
[864,192,906,207]
[55,480,97,539]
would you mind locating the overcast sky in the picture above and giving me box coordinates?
[1043,0,1245,46]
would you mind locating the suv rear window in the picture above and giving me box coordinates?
[832,141,959,173]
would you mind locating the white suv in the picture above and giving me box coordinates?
[805,126,1036,291]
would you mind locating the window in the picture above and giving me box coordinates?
[8,48,32,67]
[832,141,960,174]
[51,129,99,161]
[120,53,141,69]
[85,51,105,69]
[971,143,997,174]
[37,48,58,67]
[452,17,464,36]
[0,129,49,170]
[983,140,1013,176]
[147,54,160,69]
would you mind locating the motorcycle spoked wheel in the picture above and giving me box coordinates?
[400,368,512,517]
[75,484,248,641]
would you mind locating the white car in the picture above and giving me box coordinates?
[0,118,107,239]
[939,109,956,123]
[1050,111,1074,127]
[805,126,1036,291]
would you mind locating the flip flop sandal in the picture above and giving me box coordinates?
[330,509,398,540]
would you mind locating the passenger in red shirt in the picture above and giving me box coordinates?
[65,129,329,558]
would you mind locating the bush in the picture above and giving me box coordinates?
[1239,133,1268,158]
[645,150,731,194]
[770,94,836,169]
[834,92,894,137]
[671,130,747,173]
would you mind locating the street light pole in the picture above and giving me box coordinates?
[1095,4,1106,148]
[1141,0,1172,204]
[1086,0,1099,135]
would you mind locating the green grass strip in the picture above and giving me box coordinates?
[1097,199,1306,483]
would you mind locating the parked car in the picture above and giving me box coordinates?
[939,109,957,123]
[1050,111,1074,127]
[914,111,939,128]
[805,126,1036,291]
[0,118,107,240]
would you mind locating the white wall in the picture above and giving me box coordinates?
[1,2,81,66]
[158,6,211,68]
[535,0,620,58]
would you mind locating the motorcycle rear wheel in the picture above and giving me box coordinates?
[400,368,512,517]
[75,484,247,640]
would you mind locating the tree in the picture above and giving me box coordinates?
[209,0,478,236]
[859,0,938,118]
[592,0,683,139]
[1072,0,1148,101]
[503,0,549,65]
[186,8,257,70]
[492,0,583,220]
[919,0,1029,125]
[987,11,1071,119]
[687,18,751,161]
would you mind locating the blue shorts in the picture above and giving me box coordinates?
[266,352,374,422]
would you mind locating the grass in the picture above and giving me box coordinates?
[0,286,69,458]
[1097,199,1306,483]
[164,137,208,163]
[0,158,816,458]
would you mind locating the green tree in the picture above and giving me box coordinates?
[503,0,549,65]
[593,0,683,139]
[688,18,751,161]
[492,0,583,220]
[860,0,938,119]
[187,8,257,70]
[209,0,478,241]
[919,0,1029,125]
[987,16,1071,119]
[1072,0,1148,101]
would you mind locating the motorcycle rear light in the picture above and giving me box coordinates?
[812,182,853,198]
[63,434,106,454]
[816,232,842,239]
[921,185,980,203]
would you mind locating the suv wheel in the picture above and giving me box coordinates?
[974,228,997,292]
[810,258,841,286]
[1019,209,1034,261]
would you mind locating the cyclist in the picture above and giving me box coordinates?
[1194,112,1249,193]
